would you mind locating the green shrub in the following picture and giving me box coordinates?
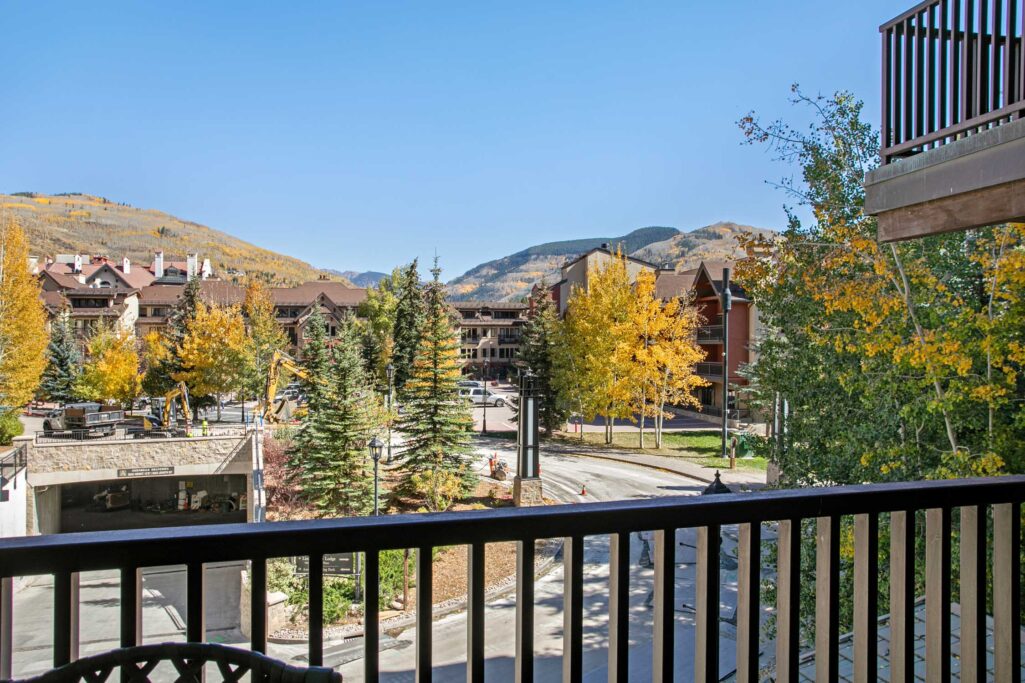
[0,412,24,446]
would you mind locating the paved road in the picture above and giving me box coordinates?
[265,441,758,682]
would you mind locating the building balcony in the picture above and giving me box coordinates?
[697,325,723,344]
[1,477,1023,681]
[696,361,723,378]
[865,0,1025,241]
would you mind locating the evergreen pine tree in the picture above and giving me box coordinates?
[40,310,81,404]
[519,282,570,435]
[397,261,474,510]
[391,259,425,390]
[287,306,332,476]
[144,275,203,396]
[288,316,377,516]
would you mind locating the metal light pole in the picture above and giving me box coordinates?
[386,363,394,463]
[368,437,384,516]
[720,268,732,459]
[482,359,489,435]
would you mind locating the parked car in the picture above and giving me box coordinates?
[458,387,506,407]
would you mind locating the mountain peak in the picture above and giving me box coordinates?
[448,222,774,301]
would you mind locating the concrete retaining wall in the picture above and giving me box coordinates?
[17,432,254,486]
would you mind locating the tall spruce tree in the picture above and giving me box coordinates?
[391,259,425,391]
[397,261,474,509]
[288,316,376,516]
[518,282,569,435]
[40,310,81,404]
[144,275,203,396]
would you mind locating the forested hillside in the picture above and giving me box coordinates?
[1,192,343,285]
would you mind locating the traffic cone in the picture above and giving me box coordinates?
[580,483,587,496]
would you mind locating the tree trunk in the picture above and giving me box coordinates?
[889,244,960,454]
[638,391,645,449]
[216,394,222,421]
[655,398,666,449]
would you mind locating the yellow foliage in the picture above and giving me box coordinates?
[68,210,90,217]
[75,327,140,405]
[173,302,251,398]
[0,216,48,407]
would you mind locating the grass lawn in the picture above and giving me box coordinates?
[553,429,767,472]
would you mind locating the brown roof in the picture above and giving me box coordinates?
[270,282,367,307]
[138,281,245,307]
[654,268,699,300]
[39,270,82,290]
[138,285,184,305]
[43,262,155,289]
[41,291,67,311]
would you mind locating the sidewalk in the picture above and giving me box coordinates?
[541,439,767,490]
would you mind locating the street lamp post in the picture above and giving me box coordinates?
[368,436,384,516]
[482,359,489,435]
[720,268,732,459]
[386,363,394,464]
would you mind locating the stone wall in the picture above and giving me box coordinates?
[18,432,254,486]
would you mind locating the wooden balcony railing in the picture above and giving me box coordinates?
[1,477,1024,681]
[881,0,1025,163]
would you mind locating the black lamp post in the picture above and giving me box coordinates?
[385,363,394,463]
[720,268,732,459]
[482,359,490,435]
[368,436,384,516]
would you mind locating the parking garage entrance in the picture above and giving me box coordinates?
[58,473,248,533]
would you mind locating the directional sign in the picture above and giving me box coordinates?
[293,553,358,577]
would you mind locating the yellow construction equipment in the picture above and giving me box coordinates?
[262,350,314,422]
[137,381,192,437]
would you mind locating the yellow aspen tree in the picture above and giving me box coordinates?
[75,327,140,406]
[0,215,47,408]
[558,250,634,444]
[619,270,708,448]
[174,302,250,420]
[651,297,707,448]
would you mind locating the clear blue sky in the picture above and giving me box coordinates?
[2,1,905,278]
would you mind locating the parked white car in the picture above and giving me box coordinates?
[458,387,506,407]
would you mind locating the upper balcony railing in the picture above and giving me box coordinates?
[880,0,1025,163]
[697,325,723,343]
[1,477,1023,681]
[696,361,723,377]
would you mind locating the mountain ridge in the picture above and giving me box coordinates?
[447,222,774,301]
[1,192,348,286]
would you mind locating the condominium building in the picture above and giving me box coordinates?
[452,301,529,379]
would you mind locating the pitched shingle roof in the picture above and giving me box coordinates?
[270,281,367,307]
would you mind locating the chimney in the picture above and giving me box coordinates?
[600,243,610,251]
[73,254,83,273]
[122,257,131,274]
[154,251,164,278]
[201,258,212,279]
[186,253,198,279]
[45,256,53,267]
